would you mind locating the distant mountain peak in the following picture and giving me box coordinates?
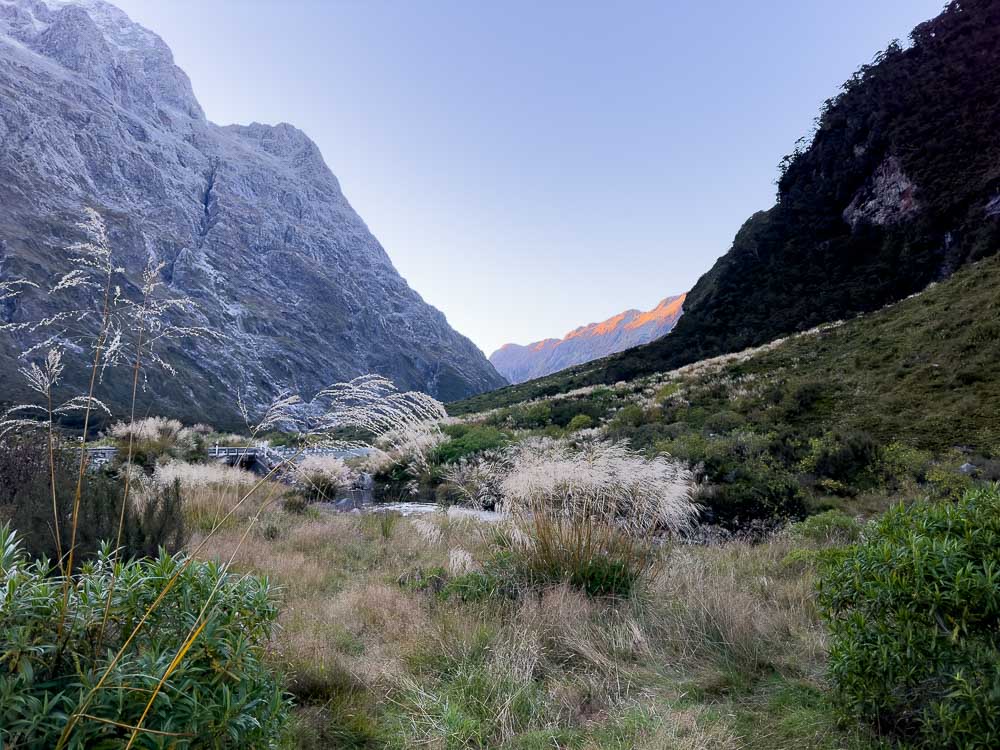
[490,293,685,383]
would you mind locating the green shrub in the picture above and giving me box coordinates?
[565,413,594,432]
[434,425,509,464]
[704,409,747,434]
[608,404,645,433]
[780,380,827,419]
[926,462,976,501]
[660,430,805,526]
[818,486,1000,748]
[799,431,882,488]
[521,402,553,428]
[881,441,934,485]
[0,437,187,568]
[0,525,289,747]
[549,398,608,428]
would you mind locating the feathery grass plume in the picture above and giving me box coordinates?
[97,260,216,383]
[413,518,444,546]
[309,374,446,444]
[448,548,476,576]
[295,454,357,501]
[238,388,303,435]
[500,438,696,536]
[442,449,511,509]
[492,438,697,596]
[0,279,39,333]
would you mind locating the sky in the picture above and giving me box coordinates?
[114,0,946,356]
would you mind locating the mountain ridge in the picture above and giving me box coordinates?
[490,294,684,383]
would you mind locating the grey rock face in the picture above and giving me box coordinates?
[0,0,505,426]
[843,156,919,230]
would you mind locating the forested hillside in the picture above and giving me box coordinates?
[459,0,1000,406]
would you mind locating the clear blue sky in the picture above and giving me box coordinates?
[114,0,945,356]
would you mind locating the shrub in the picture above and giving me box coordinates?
[0,437,187,567]
[660,430,805,527]
[780,380,827,418]
[926,462,976,501]
[799,431,882,488]
[520,402,553,429]
[789,510,862,546]
[608,404,645,434]
[818,486,1000,748]
[881,441,934,485]
[704,409,746,434]
[434,424,509,464]
[566,414,594,432]
[0,525,289,747]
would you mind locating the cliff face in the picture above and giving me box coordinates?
[490,295,685,383]
[0,0,505,426]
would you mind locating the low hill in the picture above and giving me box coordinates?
[456,252,1000,452]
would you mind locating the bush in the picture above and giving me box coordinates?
[704,409,746,434]
[608,404,645,433]
[818,486,1000,748]
[0,525,289,747]
[565,413,594,432]
[0,437,187,567]
[660,430,806,527]
[434,424,509,464]
[799,431,882,488]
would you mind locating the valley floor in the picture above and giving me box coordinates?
[194,507,876,750]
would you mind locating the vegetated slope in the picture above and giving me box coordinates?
[722,257,1000,453]
[452,255,1000,527]
[455,252,1000,454]
[0,0,505,428]
[457,0,1000,411]
[490,294,684,383]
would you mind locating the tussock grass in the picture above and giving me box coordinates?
[186,506,875,749]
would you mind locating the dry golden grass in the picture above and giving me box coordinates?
[184,505,858,749]
[648,537,828,681]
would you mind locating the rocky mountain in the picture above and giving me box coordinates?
[454,0,1000,409]
[0,0,506,427]
[490,294,685,383]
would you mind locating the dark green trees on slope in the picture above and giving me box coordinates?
[459,0,1000,408]
[600,0,1000,384]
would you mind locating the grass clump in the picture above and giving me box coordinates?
[818,484,1000,748]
